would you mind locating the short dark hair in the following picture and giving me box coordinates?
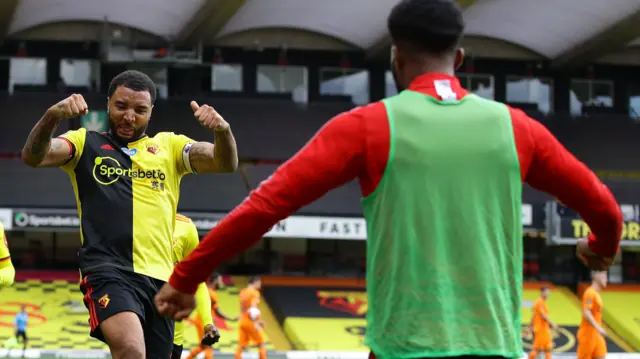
[108,70,157,103]
[388,0,464,54]
[248,276,261,284]
[540,286,549,292]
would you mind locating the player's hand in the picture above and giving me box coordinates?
[47,94,89,119]
[200,324,220,347]
[232,315,240,322]
[190,101,229,132]
[576,238,614,271]
[154,283,196,320]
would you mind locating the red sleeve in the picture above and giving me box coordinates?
[169,107,372,294]
[510,107,622,258]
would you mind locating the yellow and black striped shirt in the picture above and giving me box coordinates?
[60,128,196,281]
[0,221,15,287]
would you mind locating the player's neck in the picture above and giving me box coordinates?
[406,63,456,84]
[419,56,456,75]
[592,282,601,291]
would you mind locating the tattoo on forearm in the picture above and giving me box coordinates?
[24,114,60,164]
[212,130,238,171]
[190,144,212,160]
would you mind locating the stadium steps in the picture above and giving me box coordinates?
[261,276,367,351]
[0,276,288,352]
[262,279,637,353]
[561,284,640,352]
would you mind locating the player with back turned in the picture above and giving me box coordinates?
[157,1,622,359]
[20,70,238,359]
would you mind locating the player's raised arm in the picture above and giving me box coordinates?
[186,101,238,174]
[517,109,623,266]
[21,94,88,168]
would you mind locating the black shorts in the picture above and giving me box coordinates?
[80,266,174,359]
[15,330,27,342]
[171,344,183,359]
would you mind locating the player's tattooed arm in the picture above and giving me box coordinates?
[189,130,238,173]
[21,112,71,168]
[22,94,86,168]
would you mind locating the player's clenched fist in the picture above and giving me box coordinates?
[576,238,614,271]
[47,94,89,119]
[191,101,229,132]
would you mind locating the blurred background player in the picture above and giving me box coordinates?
[577,271,608,359]
[528,286,558,359]
[236,276,267,359]
[209,273,239,323]
[172,213,220,359]
[185,272,237,359]
[0,220,15,287]
[158,1,622,358]
[14,305,28,354]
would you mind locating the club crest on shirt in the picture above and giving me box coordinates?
[147,143,159,155]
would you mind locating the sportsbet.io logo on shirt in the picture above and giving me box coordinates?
[92,156,166,187]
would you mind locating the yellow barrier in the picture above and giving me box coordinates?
[0,280,277,352]
[600,292,640,351]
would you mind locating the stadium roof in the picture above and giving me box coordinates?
[3,0,640,66]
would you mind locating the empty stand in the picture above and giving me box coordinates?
[244,164,363,216]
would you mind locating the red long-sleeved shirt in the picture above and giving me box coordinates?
[170,73,622,294]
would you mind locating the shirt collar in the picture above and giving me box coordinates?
[407,73,468,97]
